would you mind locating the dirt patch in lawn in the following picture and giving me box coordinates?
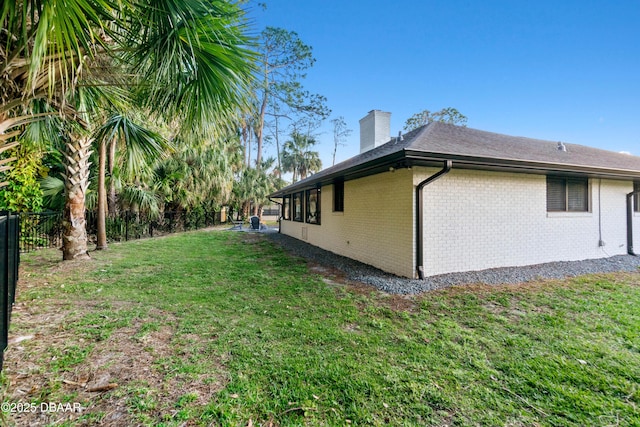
[1,297,226,426]
[307,261,420,313]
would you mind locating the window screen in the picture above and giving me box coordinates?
[293,192,303,222]
[546,177,566,211]
[282,195,291,220]
[333,180,344,212]
[567,180,588,211]
[547,177,588,212]
[306,188,321,224]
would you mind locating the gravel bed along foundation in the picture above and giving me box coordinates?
[267,233,640,294]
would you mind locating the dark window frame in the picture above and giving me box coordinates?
[282,195,291,220]
[546,176,589,212]
[333,180,344,212]
[306,188,321,225]
[634,182,640,212]
[293,192,304,222]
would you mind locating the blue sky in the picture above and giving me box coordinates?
[248,0,640,168]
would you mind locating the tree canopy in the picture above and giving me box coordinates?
[254,26,329,169]
[403,107,468,132]
[1,0,257,259]
[2,2,340,256]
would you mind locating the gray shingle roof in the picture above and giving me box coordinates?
[410,123,640,172]
[271,122,640,197]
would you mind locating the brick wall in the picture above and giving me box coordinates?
[280,168,415,277]
[280,167,639,279]
[416,167,636,276]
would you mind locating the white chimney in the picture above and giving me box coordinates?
[359,110,391,153]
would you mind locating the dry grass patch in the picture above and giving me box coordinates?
[2,280,226,426]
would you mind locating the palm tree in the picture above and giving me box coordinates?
[2,0,256,259]
[228,156,279,220]
[154,137,242,213]
[1,0,111,181]
[297,150,322,181]
[92,113,167,250]
[281,150,299,183]
[282,131,322,182]
[252,157,278,216]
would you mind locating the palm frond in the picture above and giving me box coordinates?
[93,113,169,180]
[126,0,257,129]
[39,175,65,211]
[5,0,113,97]
[119,185,160,218]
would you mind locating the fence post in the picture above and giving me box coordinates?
[1,212,8,371]
[1,211,19,371]
[8,213,18,309]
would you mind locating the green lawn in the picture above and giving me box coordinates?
[2,231,640,426]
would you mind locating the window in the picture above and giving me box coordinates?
[293,192,304,222]
[333,180,344,212]
[546,176,589,212]
[306,188,321,224]
[635,182,640,212]
[282,195,291,220]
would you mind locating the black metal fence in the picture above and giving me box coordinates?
[19,209,223,253]
[19,211,63,252]
[262,207,280,216]
[1,212,19,370]
[2,208,224,371]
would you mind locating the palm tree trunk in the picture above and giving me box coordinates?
[62,135,92,260]
[242,200,250,220]
[96,139,108,250]
[107,138,117,217]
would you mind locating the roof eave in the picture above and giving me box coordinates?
[270,149,640,198]
[269,151,407,198]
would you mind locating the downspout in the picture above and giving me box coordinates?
[626,190,640,256]
[416,160,452,279]
[269,197,283,234]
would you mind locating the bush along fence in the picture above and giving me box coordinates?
[19,209,223,253]
[1,212,19,370]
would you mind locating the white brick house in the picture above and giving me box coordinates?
[270,110,640,279]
